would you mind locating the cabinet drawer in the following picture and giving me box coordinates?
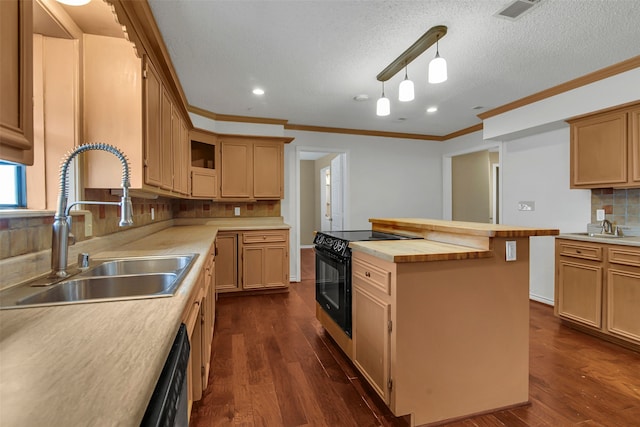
[353,257,391,295]
[242,230,288,244]
[608,247,640,267]
[558,241,602,261]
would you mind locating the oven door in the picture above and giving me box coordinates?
[315,247,351,337]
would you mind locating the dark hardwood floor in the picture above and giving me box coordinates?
[191,248,640,426]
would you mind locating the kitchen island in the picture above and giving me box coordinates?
[348,218,558,426]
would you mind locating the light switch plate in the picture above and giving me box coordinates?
[151,207,155,220]
[506,241,517,261]
[596,209,605,221]
[234,207,240,216]
[518,201,535,211]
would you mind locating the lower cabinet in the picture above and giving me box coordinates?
[555,240,603,328]
[606,247,640,343]
[241,230,289,289]
[352,255,392,404]
[216,228,289,293]
[555,239,640,349]
[182,242,216,419]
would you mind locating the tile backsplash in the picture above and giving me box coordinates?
[1,190,282,261]
[173,200,281,218]
[591,188,640,225]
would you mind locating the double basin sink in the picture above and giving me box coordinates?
[0,254,197,309]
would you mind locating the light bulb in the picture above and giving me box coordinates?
[429,54,447,83]
[398,78,414,102]
[376,96,390,116]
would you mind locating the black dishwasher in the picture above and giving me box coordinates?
[141,323,190,427]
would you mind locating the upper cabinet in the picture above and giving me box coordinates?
[569,102,640,189]
[0,0,34,165]
[193,131,292,200]
[82,34,189,195]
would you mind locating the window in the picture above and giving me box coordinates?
[0,161,26,208]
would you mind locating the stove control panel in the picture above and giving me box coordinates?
[313,233,350,257]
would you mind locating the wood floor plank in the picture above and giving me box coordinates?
[191,248,640,427]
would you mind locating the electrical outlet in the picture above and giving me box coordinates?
[596,209,605,221]
[234,207,240,216]
[506,241,517,261]
[151,207,155,220]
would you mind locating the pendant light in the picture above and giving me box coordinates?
[428,35,447,84]
[398,66,415,102]
[376,82,390,116]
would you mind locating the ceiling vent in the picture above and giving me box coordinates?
[495,0,543,20]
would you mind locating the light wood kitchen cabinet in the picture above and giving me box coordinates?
[631,106,640,184]
[83,34,189,194]
[253,141,284,199]
[219,135,291,200]
[241,230,289,289]
[606,247,640,343]
[220,138,253,198]
[569,102,640,189]
[200,246,216,391]
[352,256,392,404]
[215,232,239,291]
[190,129,219,198]
[184,283,203,414]
[555,241,603,329]
[555,239,640,349]
[182,242,216,418]
[0,0,33,165]
[143,59,163,187]
[216,229,289,293]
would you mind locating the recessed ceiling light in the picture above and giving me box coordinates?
[56,0,91,5]
[252,88,265,95]
[353,94,369,102]
[426,106,438,113]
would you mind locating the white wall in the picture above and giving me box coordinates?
[283,130,444,281]
[501,127,591,304]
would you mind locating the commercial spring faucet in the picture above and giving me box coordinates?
[49,143,133,279]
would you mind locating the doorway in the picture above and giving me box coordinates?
[443,144,501,223]
[298,151,347,246]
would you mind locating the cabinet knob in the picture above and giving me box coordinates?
[576,250,582,254]
[365,271,371,277]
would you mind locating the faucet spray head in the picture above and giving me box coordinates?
[119,187,133,227]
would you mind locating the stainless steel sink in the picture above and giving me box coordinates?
[17,273,178,306]
[569,232,624,239]
[0,254,198,309]
[79,255,193,277]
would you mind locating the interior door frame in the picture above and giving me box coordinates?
[294,147,349,282]
[442,142,502,221]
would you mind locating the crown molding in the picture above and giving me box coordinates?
[478,55,640,120]
[285,124,444,141]
[187,105,288,126]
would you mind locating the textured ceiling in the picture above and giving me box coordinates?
[145,0,640,137]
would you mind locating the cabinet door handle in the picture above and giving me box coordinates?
[365,271,371,277]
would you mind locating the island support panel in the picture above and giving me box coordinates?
[352,236,531,426]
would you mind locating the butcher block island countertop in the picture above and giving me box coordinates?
[345,219,559,426]
[353,218,559,263]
